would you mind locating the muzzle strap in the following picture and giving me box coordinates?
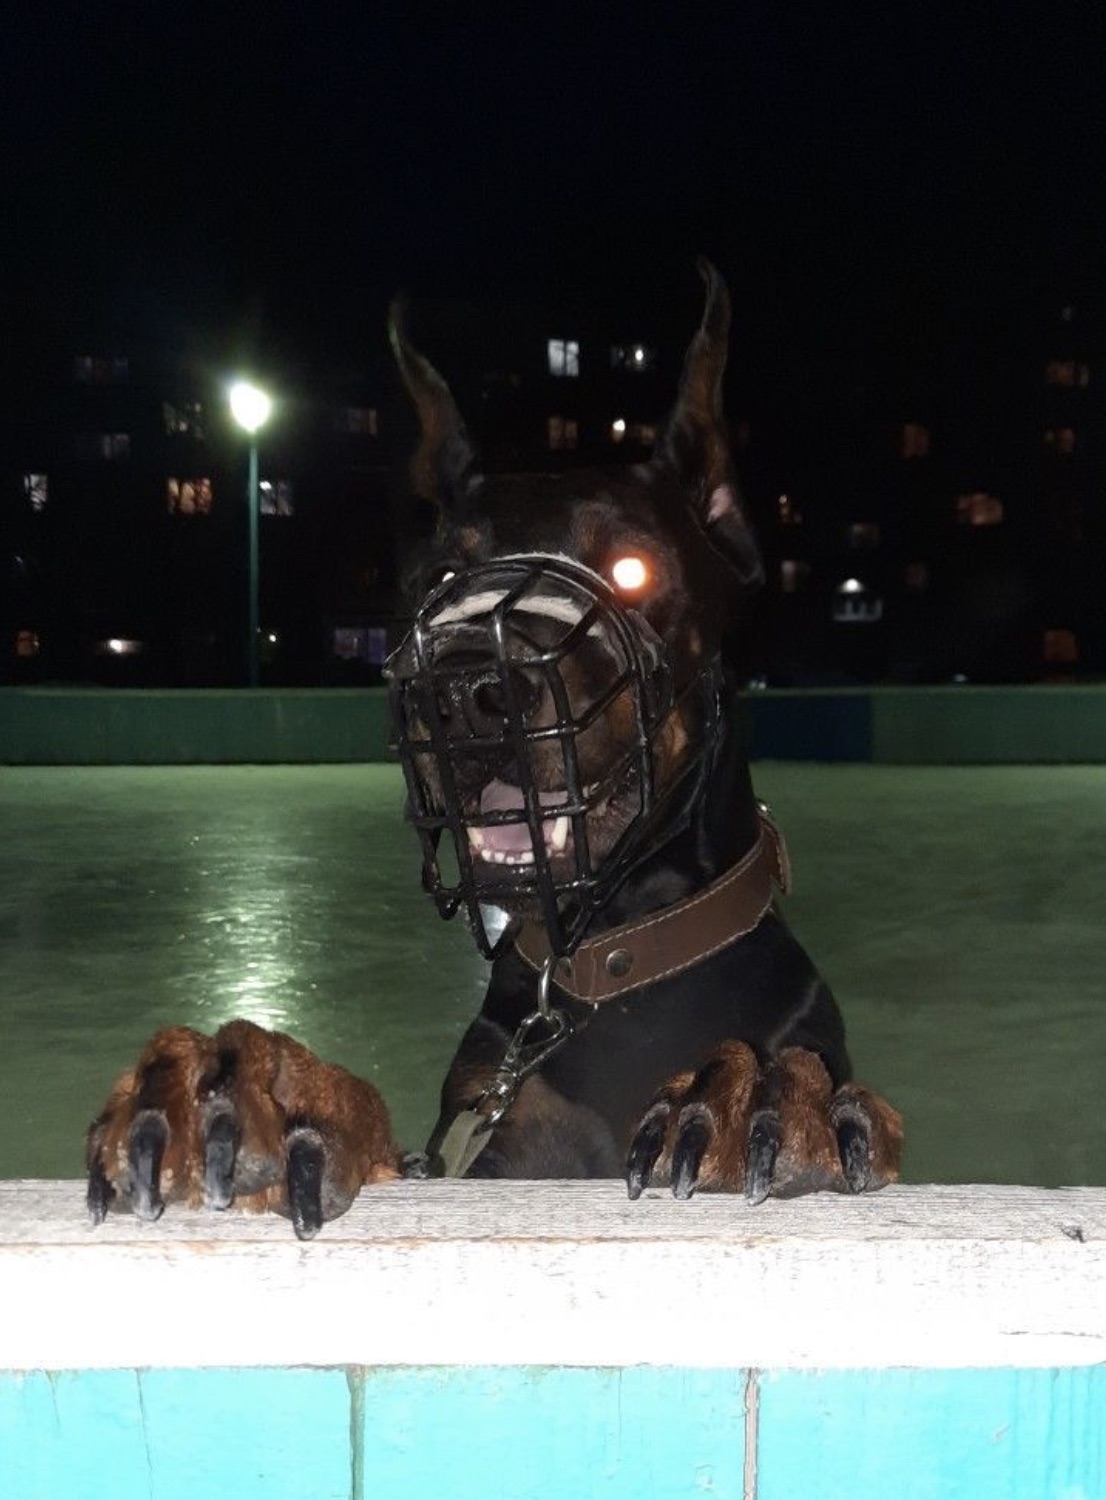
[513,804,791,1004]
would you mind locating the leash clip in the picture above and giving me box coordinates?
[479,957,574,1128]
[437,957,577,1177]
[481,996,574,1129]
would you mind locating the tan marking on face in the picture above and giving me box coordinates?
[569,512,602,564]
[653,704,692,793]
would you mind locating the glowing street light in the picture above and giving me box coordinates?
[229,380,272,434]
[228,380,273,687]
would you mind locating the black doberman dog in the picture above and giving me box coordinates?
[86,261,901,1236]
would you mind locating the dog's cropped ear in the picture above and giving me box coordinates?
[388,298,480,510]
[654,259,764,591]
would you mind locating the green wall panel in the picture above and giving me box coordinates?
[4,685,1106,765]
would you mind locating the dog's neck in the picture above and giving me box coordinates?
[508,702,784,1003]
[583,696,761,935]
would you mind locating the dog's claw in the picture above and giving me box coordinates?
[626,1109,668,1199]
[86,1156,113,1225]
[671,1109,711,1200]
[744,1111,781,1205]
[129,1109,168,1222]
[836,1115,872,1193]
[629,1044,901,1204]
[87,1020,402,1235]
[286,1129,326,1241]
[203,1104,239,1209]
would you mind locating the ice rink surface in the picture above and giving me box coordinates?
[2,762,1102,1186]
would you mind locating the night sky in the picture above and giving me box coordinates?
[5,5,1106,360]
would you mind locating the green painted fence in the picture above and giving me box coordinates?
[2,684,1106,764]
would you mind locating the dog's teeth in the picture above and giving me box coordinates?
[469,834,538,867]
[549,816,569,853]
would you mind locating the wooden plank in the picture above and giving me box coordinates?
[355,1367,749,1499]
[756,1367,1106,1500]
[0,1369,352,1500]
[1,1180,1102,1372]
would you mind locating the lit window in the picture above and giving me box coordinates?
[15,629,40,659]
[548,339,580,377]
[94,638,145,657]
[74,355,129,384]
[23,474,48,511]
[260,479,294,516]
[832,579,883,624]
[609,418,656,446]
[780,560,810,593]
[901,423,931,458]
[956,493,1004,526]
[777,494,803,525]
[1044,361,1090,388]
[610,344,657,372]
[163,401,205,439]
[75,432,130,461]
[337,406,379,435]
[547,416,579,451]
[332,626,389,665]
[1044,427,1076,455]
[847,522,881,549]
[167,477,214,515]
[1043,628,1079,666]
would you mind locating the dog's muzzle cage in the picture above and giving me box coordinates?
[386,555,721,959]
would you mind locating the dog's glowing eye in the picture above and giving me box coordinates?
[610,554,651,593]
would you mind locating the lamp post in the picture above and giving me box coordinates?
[228,380,273,687]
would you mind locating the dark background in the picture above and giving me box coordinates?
[6,5,1101,362]
[3,4,1105,685]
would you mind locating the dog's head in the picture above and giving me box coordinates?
[386,260,763,956]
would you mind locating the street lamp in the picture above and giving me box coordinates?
[229,380,273,687]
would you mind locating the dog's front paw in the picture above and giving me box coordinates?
[86,1020,401,1238]
[626,1042,902,1202]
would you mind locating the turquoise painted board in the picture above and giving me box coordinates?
[757,1367,1106,1500]
[356,1365,748,1499]
[3,1365,1102,1499]
[0,1368,352,1500]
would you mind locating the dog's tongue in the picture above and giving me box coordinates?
[476,779,566,856]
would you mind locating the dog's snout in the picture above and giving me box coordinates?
[433,652,544,735]
[476,663,544,729]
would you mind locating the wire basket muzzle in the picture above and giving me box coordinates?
[387,555,685,957]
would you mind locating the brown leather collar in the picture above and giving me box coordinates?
[513,804,791,1005]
